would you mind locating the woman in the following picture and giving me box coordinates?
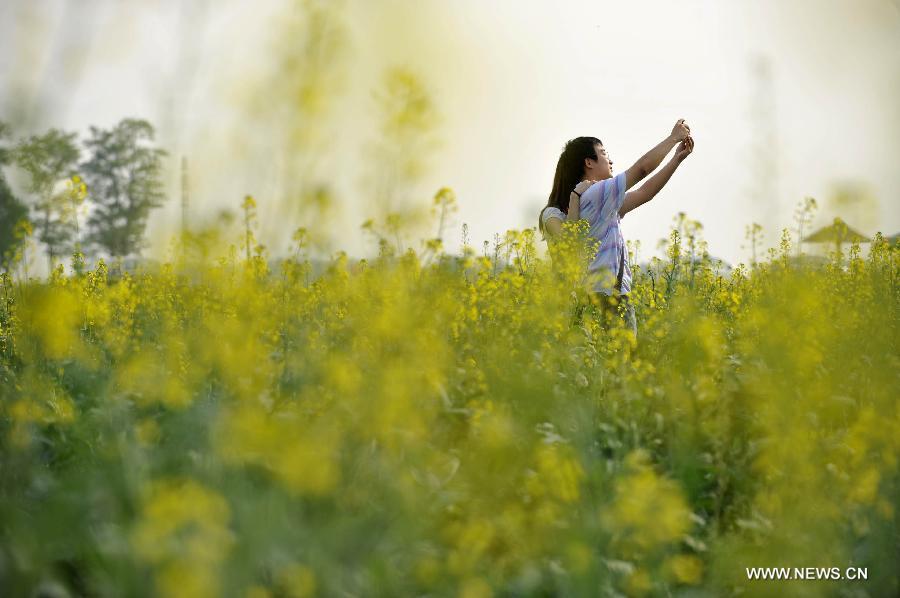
[539,120,695,339]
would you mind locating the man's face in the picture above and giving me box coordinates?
[585,142,614,180]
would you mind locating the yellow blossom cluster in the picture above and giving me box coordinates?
[0,216,897,596]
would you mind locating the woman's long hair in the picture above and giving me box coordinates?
[538,136,601,239]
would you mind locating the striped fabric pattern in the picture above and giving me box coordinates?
[578,172,631,295]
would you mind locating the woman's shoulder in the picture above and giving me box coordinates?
[541,206,566,223]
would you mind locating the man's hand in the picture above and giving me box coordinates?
[625,122,690,191]
[619,133,693,218]
[675,136,694,162]
[670,119,690,142]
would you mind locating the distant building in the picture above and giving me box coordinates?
[801,217,870,257]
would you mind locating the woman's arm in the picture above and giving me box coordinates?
[544,194,579,236]
[545,180,596,236]
[623,119,690,191]
[545,216,563,236]
[567,179,595,222]
[567,191,580,222]
[619,136,693,218]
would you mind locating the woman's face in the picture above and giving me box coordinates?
[585,142,614,180]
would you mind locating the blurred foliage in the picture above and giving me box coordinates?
[794,196,818,256]
[231,0,349,249]
[358,67,442,259]
[370,67,441,209]
[1,204,897,597]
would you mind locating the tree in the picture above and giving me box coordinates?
[0,182,29,273]
[0,122,30,273]
[12,128,81,269]
[0,121,10,162]
[81,118,167,258]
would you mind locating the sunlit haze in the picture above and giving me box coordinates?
[2,0,898,272]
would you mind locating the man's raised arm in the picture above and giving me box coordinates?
[623,119,690,191]
[620,136,694,218]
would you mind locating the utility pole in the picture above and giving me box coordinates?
[180,156,190,234]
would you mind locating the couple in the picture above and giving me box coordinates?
[538,119,695,339]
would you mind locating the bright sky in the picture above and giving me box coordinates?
[2,0,899,269]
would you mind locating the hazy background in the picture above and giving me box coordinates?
[2,0,899,272]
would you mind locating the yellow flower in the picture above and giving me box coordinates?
[277,564,316,598]
[602,451,692,554]
[459,577,492,598]
[665,554,703,585]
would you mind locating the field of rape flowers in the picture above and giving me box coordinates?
[1,216,898,598]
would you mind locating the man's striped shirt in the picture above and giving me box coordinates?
[578,172,631,295]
